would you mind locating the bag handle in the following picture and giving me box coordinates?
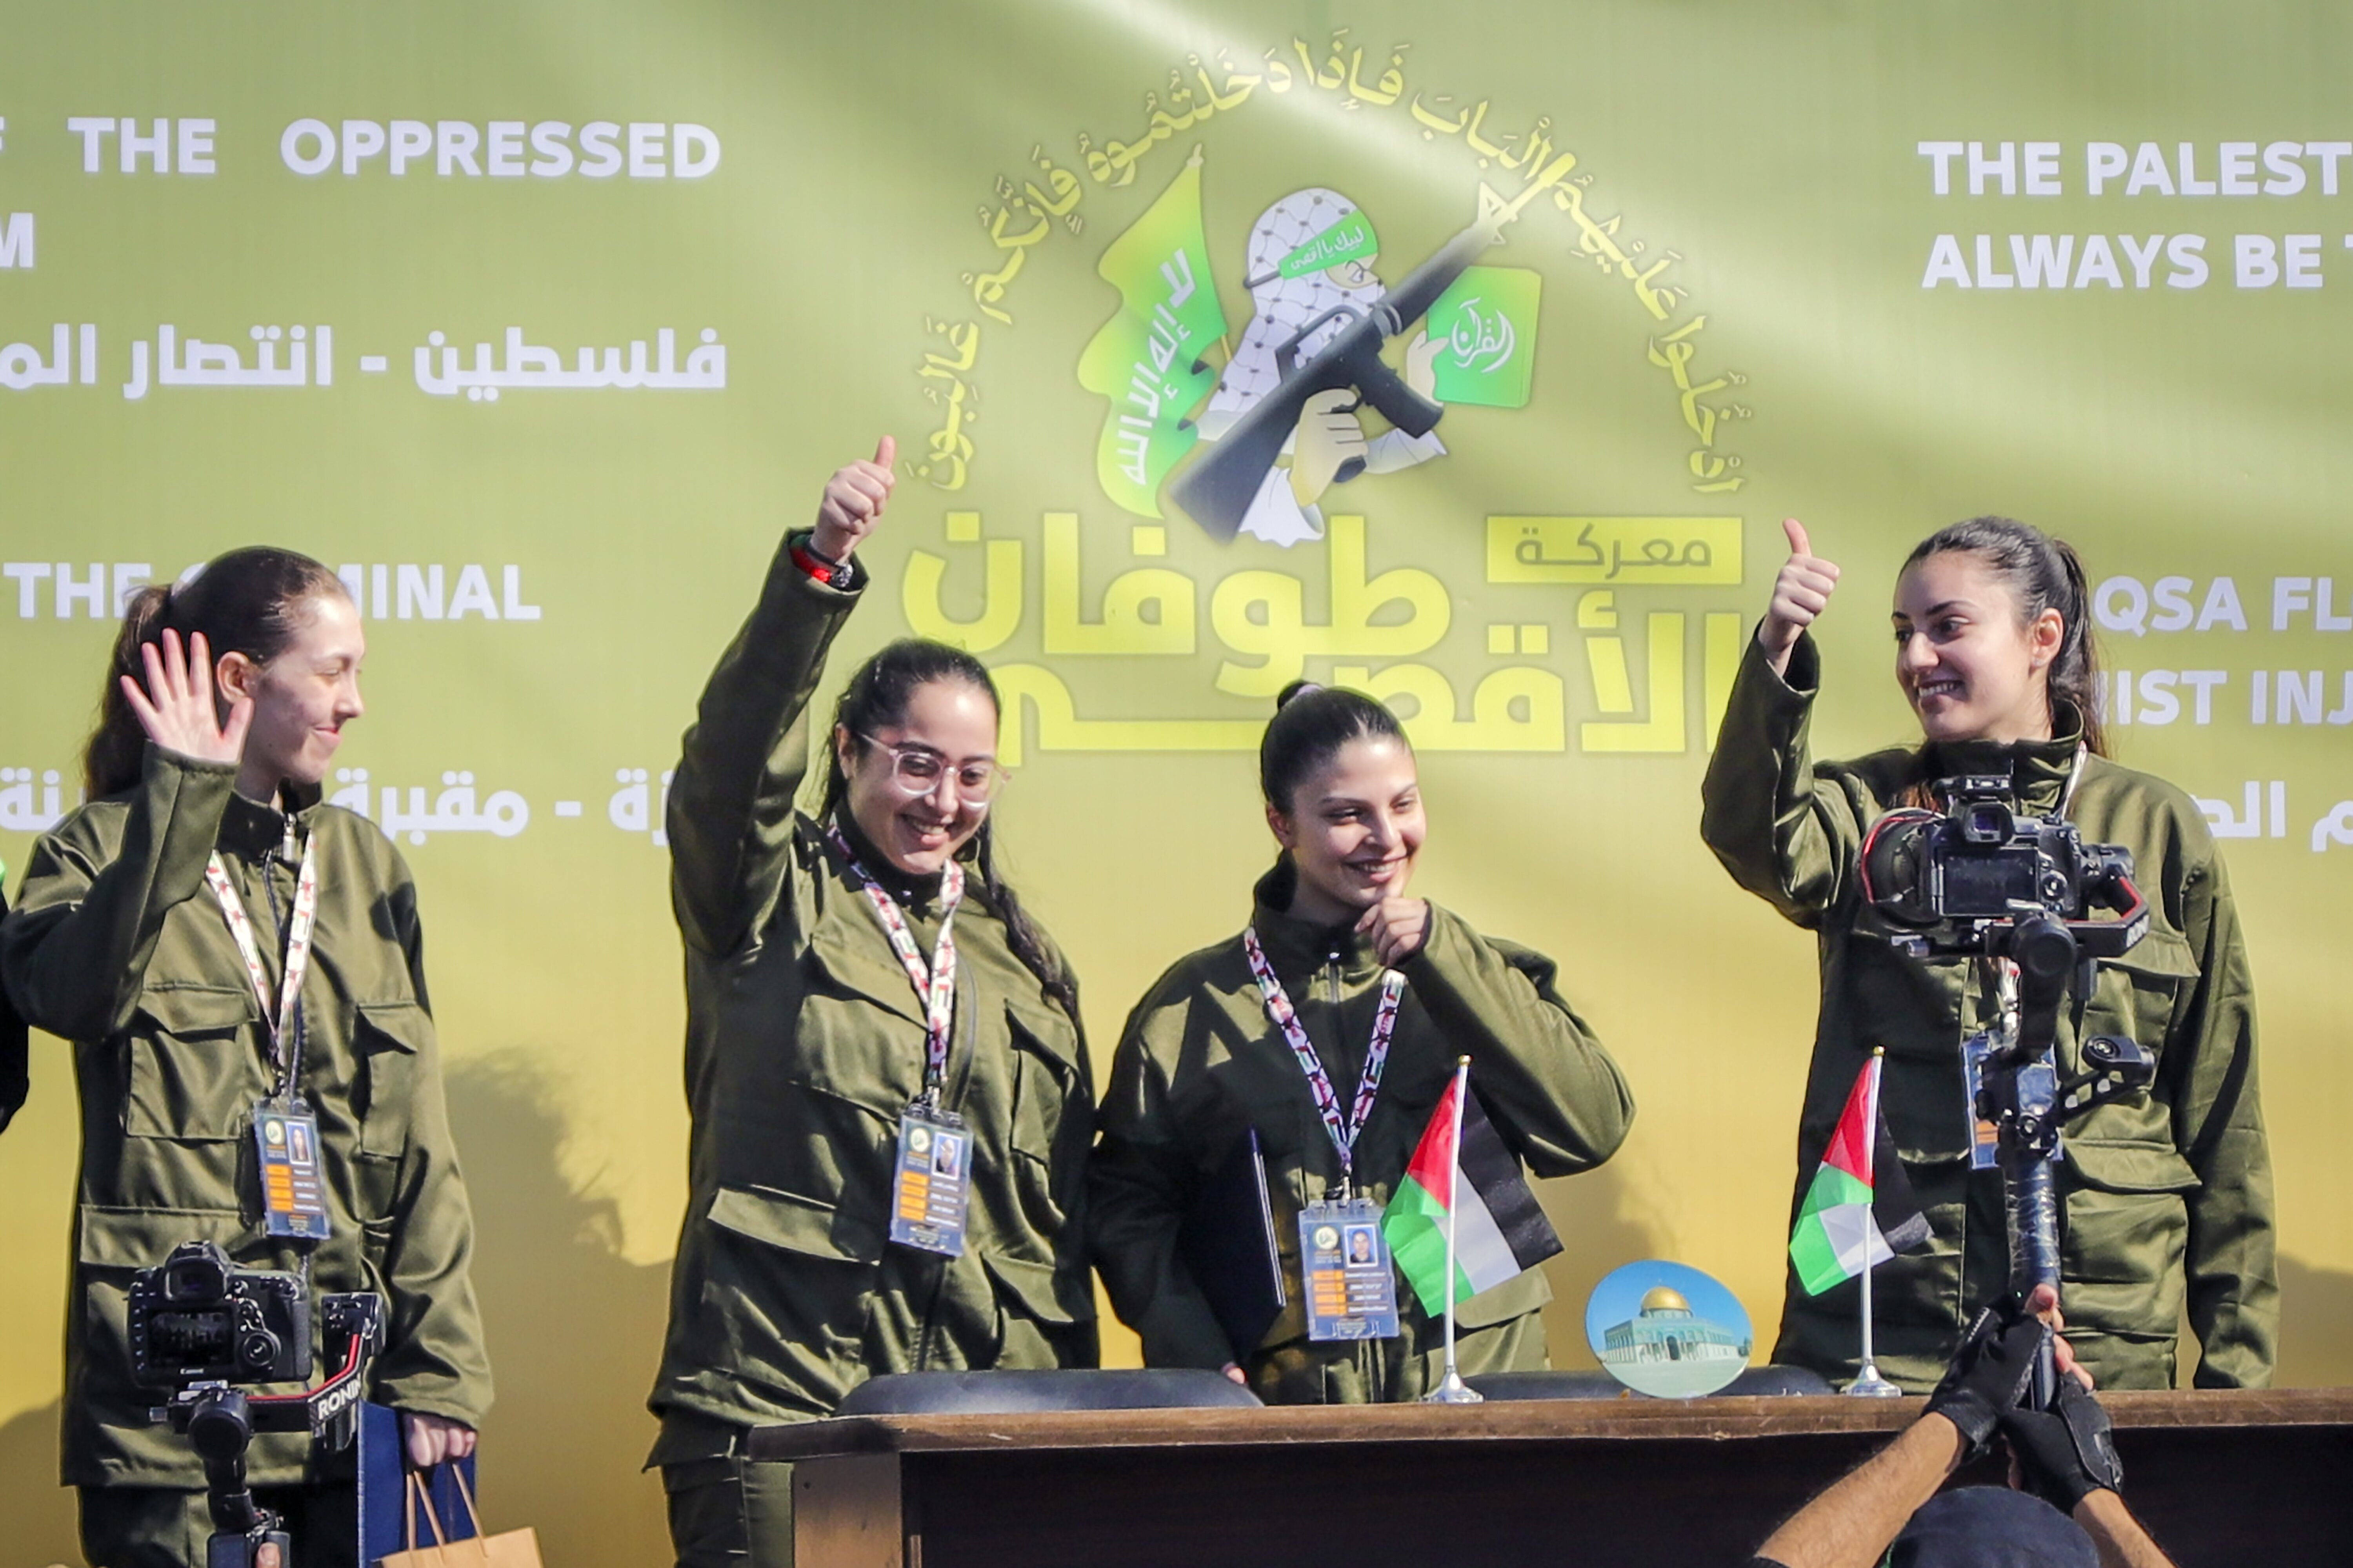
[406,1470,451,1550]
[449,1462,487,1538]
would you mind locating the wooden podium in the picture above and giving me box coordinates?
[752,1389,2353,1568]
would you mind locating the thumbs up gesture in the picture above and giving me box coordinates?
[1759,517,1840,678]
[811,436,898,562]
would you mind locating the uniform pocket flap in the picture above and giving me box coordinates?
[706,1183,881,1265]
[353,1000,430,1052]
[804,912,930,1028]
[1453,1261,1554,1330]
[134,985,254,1037]
[2107,929,2198,981]
[77,1205,250,1269]
[2067,1138,2198,1194]
[1004,992,1082,1075]
[981,1250,1095,1325]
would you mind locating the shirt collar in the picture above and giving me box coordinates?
[216,778,323,860]
[1921,703,2086,817]
[832,810,949,913]
[1249,860,1377,975]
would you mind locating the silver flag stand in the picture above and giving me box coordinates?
[1845,1253,1903,1397]
[1845,1050,1904,1397]
[1424,1057,1484,1405]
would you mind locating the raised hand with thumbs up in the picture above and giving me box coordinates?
[1758,516,1841,678]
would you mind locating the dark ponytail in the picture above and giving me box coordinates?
[1902,516,2107,757]
[1258,679,1411,812]
[83,547,351,798]
[818,639,1078,1022]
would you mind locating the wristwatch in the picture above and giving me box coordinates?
[792,534,860,590]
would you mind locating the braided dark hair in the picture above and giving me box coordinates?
[817,639,1077,1020]
[84,547,351,798]
[1902,516,2107,758]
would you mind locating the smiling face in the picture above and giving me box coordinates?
[834,676,1000,877]
[1891,549,2065,745]
[218,590,366,801]
[1267,733,1425,927]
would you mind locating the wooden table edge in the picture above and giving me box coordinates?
[747,1387,2353,1463]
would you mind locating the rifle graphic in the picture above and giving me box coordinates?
[1170,165,1570,539]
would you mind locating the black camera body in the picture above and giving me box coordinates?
[1862,775,2143,956]
[127,1240,311,1388]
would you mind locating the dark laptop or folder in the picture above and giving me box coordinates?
[1176,1126,1287,1362]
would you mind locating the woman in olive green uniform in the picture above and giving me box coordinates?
[0,549,491,1568]
[1090,682,1634,1404]
[648,440,1095,1567]
[1702,516,2274,1392]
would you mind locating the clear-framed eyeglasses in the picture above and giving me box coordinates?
[857,734,1009,805]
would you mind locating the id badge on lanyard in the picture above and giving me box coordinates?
[891,1103,971,1256]
[205,837,333,1240]
[1242,926,1407,1341]
[829,826,975,1257]
[1299,1197,1401,1341]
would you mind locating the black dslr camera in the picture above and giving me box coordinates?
[1861,775,2147,958]
[127,1239,384,1568]
[128,1240,310,1387]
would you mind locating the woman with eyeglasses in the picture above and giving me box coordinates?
[646,440,1095,1568]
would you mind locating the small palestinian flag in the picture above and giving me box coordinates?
[1382,1073,1563,1315]
[1789,1051,1931,1295]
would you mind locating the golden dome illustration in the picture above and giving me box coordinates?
[1639,1285,1692,1314]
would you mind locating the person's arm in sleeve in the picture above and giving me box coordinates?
[1699,631,1864,930]
[0,745,236,1041]
[1396,905,1634,1177]
[667,445,895,958]
[0,881,27,1135]
[2166,845,2276,1388]
[1086,997,1237,1373]
[370,867,494,1430]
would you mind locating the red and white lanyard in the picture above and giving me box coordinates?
[1241,926,1405,1190]
[201,833,320,1092]
[827,825,966,1100]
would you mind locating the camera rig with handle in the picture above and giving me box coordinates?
[134,1240,384,1568]
[1860,774,2160,1407]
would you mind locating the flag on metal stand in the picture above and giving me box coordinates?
[1789,1048,1929,1395]
[1383,1058,1563,1403]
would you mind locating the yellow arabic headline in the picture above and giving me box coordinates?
[900,513,1747,761]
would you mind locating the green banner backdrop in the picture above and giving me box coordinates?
[3,3,2351,1561]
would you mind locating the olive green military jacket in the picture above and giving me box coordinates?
[0,749,492,1487]
[1089,870,1635,1403]
[647,540,1096,1464]
[0,884,25,1134]
[1700,633,2275,1391]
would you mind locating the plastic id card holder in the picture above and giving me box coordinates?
[890,1103,970,1256]
[1961,1035,2057,1172]
[1299,1197,1399,1342]
[254,1102,332,1239]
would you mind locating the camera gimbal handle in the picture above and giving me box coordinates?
[156,1292,385,1568]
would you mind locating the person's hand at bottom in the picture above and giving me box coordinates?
[2001,1377,2124,1516]
[404,1410,479,1469]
